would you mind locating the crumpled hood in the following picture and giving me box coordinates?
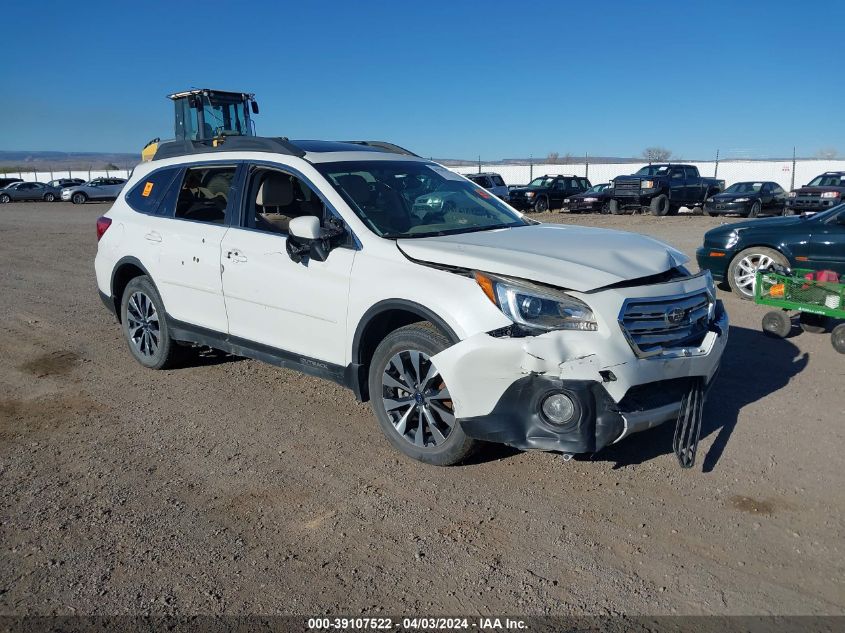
[397,224,689,292]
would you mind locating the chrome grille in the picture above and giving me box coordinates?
[619,290,712,357]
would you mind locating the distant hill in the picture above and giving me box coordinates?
[0,150,139,171]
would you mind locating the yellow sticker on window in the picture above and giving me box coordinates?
[142,182,154,197]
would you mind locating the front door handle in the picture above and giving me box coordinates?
[144,231,162,242]
[226,250,247,263]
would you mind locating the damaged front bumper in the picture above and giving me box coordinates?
[432,277,729,455]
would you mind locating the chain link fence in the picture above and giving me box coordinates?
[0,167,133,183]
[4,156,844,194]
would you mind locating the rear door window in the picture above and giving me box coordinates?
[126,167,182,215]
[174,165,238,225]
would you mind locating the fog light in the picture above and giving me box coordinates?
[541,393,575,425]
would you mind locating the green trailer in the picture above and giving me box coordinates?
[755,267,845,353]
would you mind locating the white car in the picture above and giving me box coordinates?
[94,138,728,467]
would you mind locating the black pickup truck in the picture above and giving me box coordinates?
[608,164,724,216]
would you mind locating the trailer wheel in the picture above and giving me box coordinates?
[799,312,828,334]
[762,310,792,338]
[649,194,670,216]
[832,324,845,354]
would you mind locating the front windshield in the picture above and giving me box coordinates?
[634,165,670,176]
[724,182,763,193]
[317,161,528,239]
[586,184,606,193]
[528,177,554,187]
[808,174,845,187]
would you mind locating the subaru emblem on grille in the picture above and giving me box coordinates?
[665,307,686,325]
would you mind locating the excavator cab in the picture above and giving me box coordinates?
[142,89,259,161]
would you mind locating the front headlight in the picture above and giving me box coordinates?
[564,198,570,203]
[582,197,598,202]
[525,191,535,198]
[725,230,740,250]
[821,191,841,198]
[788,191,797,198]
[733,197,750,203]
[641,180,655,189]
[474,272,598,332]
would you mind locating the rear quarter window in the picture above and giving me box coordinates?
[126,167,182,215]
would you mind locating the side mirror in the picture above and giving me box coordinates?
[289,216,322,240]
[286,216,346,263]
[251,100,260,114]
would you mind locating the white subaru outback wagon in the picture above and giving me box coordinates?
[95,138,728,467]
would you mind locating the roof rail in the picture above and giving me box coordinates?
[344,141,419,157]
[153,136,306,160]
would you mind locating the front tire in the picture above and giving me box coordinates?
[608,199,623,215]
[762,311,792,338]
[71,192,87,204]
[649,194,670,216]
[727,246,788,300]
[533,196,548,213]
[44,193,56,202]
[368,323,478,466]
[747,200,761,218]
[120,276,182,370]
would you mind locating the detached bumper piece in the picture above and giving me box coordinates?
[673,377,705,468]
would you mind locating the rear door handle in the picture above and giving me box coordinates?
[144,231,162,242]
[226,250,247,263]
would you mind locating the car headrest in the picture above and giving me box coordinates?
[257,173,294,207]
[337,174,371,205]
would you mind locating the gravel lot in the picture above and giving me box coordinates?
[1,202,843,617]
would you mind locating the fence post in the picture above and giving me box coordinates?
[529,155,533,181]
[790,147,796,191]
[585,153,589,180]
[714,149,719,178]
[477,155,481,174]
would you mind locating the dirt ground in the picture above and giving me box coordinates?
[1,202,843,617]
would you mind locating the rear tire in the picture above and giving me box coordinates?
[649,194,670,216]
[0,194,10,203]
[71,192,87,204]
[120,276,183,370]
[727,246,788,300]
[799,312,828,334]
[368,323,478,466]
[832,324,845,354]
[762,311,792,338]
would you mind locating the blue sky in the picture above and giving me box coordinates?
[1,0,842,159]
